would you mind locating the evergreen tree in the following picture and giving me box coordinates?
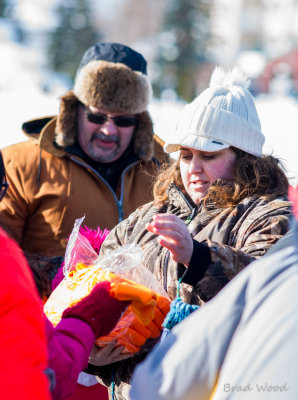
[47,0,100,81]
[0,0,8,17]
[155,0,212,101]
[0,0,25,43]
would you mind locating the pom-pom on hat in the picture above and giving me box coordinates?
[164,66,265,156]
[73,42,152,114]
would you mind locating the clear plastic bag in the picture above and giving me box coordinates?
[63,216,98,278]
[44,217,170,351]
[58,215,167,295]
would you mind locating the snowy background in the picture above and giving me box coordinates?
[1,57,298,184]
[1,0,298,184]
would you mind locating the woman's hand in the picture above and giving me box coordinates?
[146,214,193,267]
[88,341,134,366]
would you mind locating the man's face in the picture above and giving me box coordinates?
[77,104,137,163]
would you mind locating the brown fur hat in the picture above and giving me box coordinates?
[74,60,152,114]
[55,43,154,160]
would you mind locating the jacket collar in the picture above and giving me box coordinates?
[167,183,196,214]
[22,116,66,158]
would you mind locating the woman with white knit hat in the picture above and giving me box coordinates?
[90,67,292,400]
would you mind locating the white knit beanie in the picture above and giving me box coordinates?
[164,66,265,156]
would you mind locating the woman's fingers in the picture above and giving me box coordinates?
[153,228,185,242]
[88,341,134,366]
[147,219,190,244]
[147,214,188,235]
[146,213,193,266]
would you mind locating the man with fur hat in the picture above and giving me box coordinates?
[0,42,168,258]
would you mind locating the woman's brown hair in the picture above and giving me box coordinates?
[153,147,289,208]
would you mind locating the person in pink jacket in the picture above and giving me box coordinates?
[46,281,128,399]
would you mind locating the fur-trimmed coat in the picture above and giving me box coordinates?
[93,183,291,399]
[0,115,168,257]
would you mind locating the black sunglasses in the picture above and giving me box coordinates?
[0,152,8,201]
[83,106,138,128]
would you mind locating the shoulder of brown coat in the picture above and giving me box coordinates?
[153,134,170,164]
[252,196,292,217]
[2,140,39,164]
[135,200,156,214]
[21,116,66,158]
[267,198,292,211]
[235,196,292,237]
[2,136,64,174]
[242,195,292,213]
[124,200,160,226]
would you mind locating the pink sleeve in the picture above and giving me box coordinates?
[45,316,95,400]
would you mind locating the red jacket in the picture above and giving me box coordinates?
[0,227,50,400]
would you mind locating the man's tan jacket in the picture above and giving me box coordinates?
[0,116,168,256]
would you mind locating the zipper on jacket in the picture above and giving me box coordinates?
[69,156,139,223]
[117,199,124,222]
[185,206,199,226]
[117,160,139,222]
[163,250,170,292]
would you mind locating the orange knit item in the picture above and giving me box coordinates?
[45,262,171,355]
[109,279,158,325]
[96,294,170,353]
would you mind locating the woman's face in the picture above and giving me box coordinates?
[179,147,237,204]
